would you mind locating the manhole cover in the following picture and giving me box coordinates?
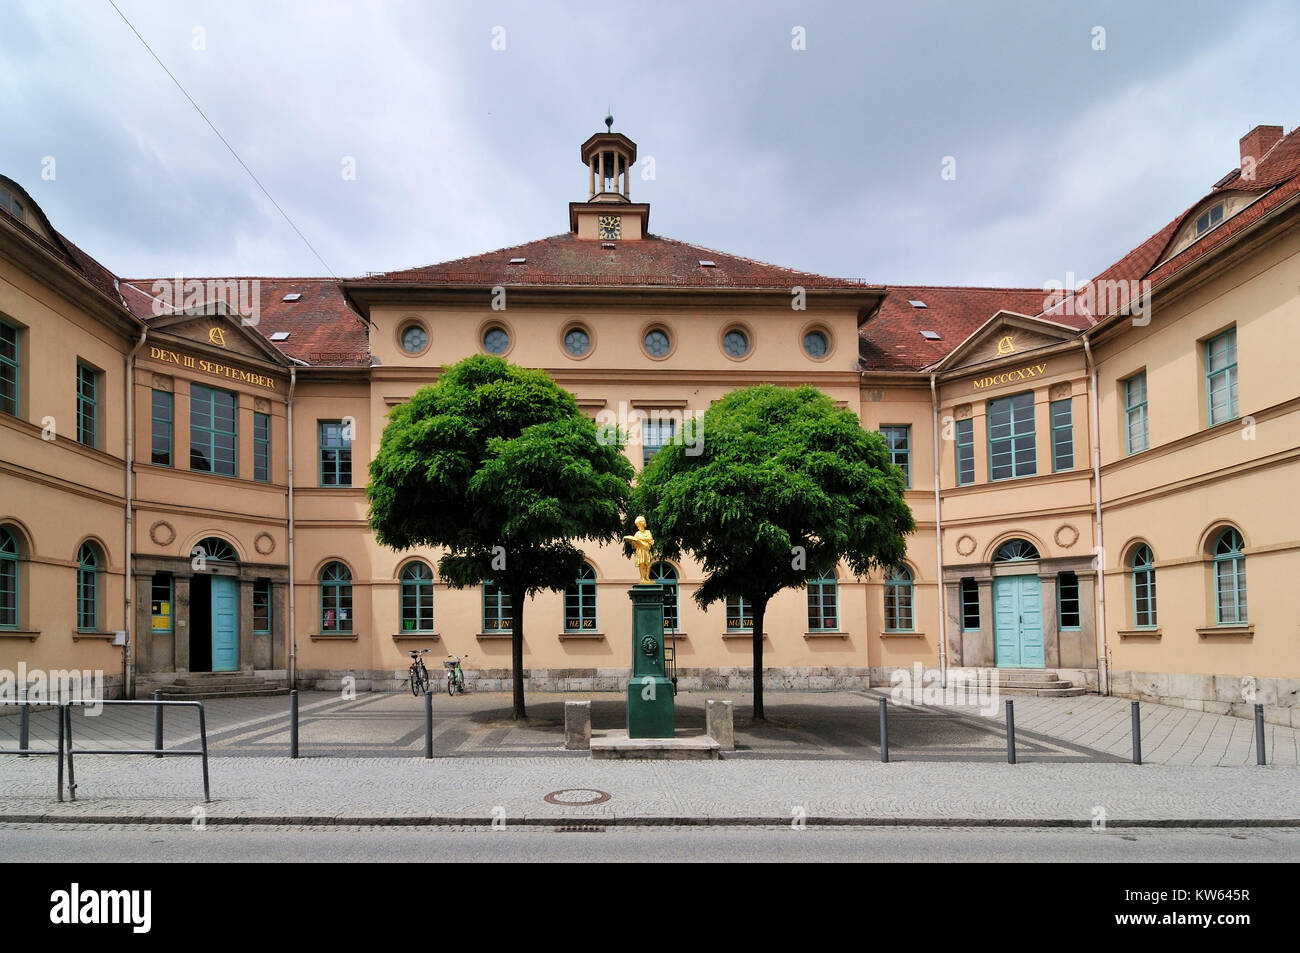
[544,788,611,806]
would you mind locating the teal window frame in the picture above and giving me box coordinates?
[253,411,270,482]
[318,420,352,487]
[1131,544,1157,628]
[883,566,914,632]
[1124,372,1148,455]
[151,389,173,467]
[319,562,352,633]
[253,579,272,635]
[960,577,979,631]
[725,594,752,633]
[400,562,435,633]
[563,563,598,632]
[881,425,911,487]
[1056,571,1081,630]
[0,526,18,629]
[150,572,173,635]
[651,562,679,632]
[806,571,839,632]
[1212,528,1247,625]
[955,418,974,485]
[0,318,18,417]
[1050,398,1073,471]
[642,418,676,467]
[482,580,512,633]
[190,383,238,476]
[1205,329,1238,427]
[76,362,98,449]
[76,542,98,631]
[987,392,1036,481]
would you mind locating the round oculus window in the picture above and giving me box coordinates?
[483,326,510,355]
[722,328,750,358]
[803,330,829,358]
[563,327,591,356]
[401,325,427,354]
[644,328,671,358]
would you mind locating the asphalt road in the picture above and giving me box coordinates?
[1,824,1296,862]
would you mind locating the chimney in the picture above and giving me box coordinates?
[1240,124,1284,170]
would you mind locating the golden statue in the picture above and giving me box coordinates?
[624,515,654,585]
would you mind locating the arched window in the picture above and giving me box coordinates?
[994,539,1040,562]
[400,562,434,632]
[651,562,679,632]
[1213,528,1247,625]
[1131,544,1157,628]
[884,566,914,632]
[0,526,18,629]
[807,571,838,632]
[482,580,512,633]
[76,542,99,631]
[193,536,237,564]
[725,594,752,633]
[319,562,352,633]
[564,563,597,631]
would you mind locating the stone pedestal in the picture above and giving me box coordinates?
[626,585,674,739]
[706,699,735,750]
[564,700,591,750]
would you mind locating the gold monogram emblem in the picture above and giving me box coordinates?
[208,327,227,347]
[996,335,1015,355]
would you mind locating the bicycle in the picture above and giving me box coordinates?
[444,654,468,696]
[407,649,432,696]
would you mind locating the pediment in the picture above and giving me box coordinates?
[149,305,286,366]
[940,311,1078,372]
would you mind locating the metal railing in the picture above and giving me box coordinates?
[1,698,211,803]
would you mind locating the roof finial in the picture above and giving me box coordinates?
[605,111,613,132]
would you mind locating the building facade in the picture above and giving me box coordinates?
[1,123,1297,725]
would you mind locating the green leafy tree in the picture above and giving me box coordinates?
[630,384,914,720]
[368,355,634,719]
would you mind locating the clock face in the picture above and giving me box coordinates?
[597,215,622,240]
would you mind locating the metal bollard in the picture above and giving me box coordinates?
[1255,703,1266,766]
[424,689,434,759]
[56,704,64,802]
[1005,699,1016,764]
[154,689,164,757]
[290,689,299,759]
[1131,700,1142,765]
[878,698,889,763]
[18,688,29,758]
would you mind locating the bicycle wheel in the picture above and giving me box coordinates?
[447,673,455,696]
[418,664,430,695]
[409,667,420,696]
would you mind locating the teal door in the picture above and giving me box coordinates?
[211,575,239,672]
[993,575,1044,668]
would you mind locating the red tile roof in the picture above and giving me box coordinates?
[858,286,1053,372]
[121,277,370,367]
[357,232,879,291]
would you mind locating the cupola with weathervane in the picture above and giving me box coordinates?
[569,115,650,240]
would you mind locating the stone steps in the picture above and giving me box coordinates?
[155,672,288,700]
[956,669,1089,698]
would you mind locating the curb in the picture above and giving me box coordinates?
[2,814,1299,828]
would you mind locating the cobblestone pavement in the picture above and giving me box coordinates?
[2,689,1293,766]
[1,754,1298,824]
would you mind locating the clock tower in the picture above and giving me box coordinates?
[569,116,650,240]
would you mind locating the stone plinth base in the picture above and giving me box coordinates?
[590,730,720,760]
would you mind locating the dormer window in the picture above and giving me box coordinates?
[1195,203,1224,236]
[0,187,23,222]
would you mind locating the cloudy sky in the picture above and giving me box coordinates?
[3,0,1298,288]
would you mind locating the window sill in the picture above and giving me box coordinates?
[476,632,514,639]
[1118,627,1161,639]
[0,629,40,641]
[72,631,117,642]
[1196,624,1253,639]
[721,632,765,639]
[880,631,926,638]
[392,632,440,640]
[310,633,359,641]
[558,632,606,640]
[804,631,849,638]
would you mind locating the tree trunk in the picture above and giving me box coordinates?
[510,589,527,720]
[752,599,767,721]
